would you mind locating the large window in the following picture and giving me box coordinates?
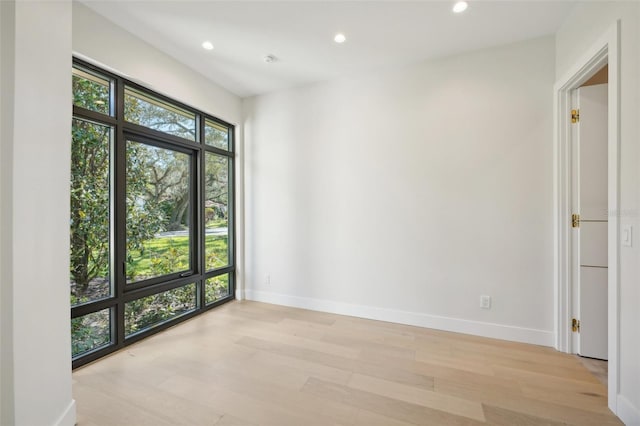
[70,60,235,367]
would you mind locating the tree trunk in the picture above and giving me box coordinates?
[170,195,189,229]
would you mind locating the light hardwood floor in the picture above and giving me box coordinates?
[73,301,622,426]
[578,357,608,386]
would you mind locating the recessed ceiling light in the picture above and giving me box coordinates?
[453,1,468,13]
[334,33,346,44]
[202,41,214,50]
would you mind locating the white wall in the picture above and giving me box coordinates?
[243,36,556,345]
[1,1,76,425]
[72,2,242,126]
[556,3,640,424]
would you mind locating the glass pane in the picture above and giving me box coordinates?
[125,283,197,337]
[205,152,229,271]
[70,119,112,306]
[126,141,191,283]
[72,67,111,115]
[205,274,230,305]
[71,309,111,358]
[205,120,229,150]
[124,87,196,141]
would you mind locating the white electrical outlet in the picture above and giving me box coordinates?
[480,295,491,309]
[266,274,271,285]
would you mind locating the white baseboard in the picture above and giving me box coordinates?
[53,399,76,426]
[244,290,554,347]
[235,288,244,301]
[618,394,640,426]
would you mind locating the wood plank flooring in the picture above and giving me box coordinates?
[578,357,608,386]
[72,301,622,426]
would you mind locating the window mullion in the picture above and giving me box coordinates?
[114,75,127,349]
[198,114,206,309]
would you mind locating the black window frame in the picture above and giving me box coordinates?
[71,58,236,368]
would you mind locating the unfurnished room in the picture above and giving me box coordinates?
[0,1,639,425]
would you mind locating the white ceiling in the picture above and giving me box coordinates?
[82,1,577,98]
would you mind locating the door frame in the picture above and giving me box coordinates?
[553,20,620,413]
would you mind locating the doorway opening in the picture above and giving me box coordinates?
[571,67,609,384]
[553,21,620,414]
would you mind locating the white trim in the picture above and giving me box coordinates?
[235,288,244,301]
[569,88,580,354]
[617,395,640,426]
[53,400,76,426]
[245,290,554,347]
[553,20,620,414]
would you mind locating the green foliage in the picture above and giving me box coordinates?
[124,142,169,268]
[125,89,196,141]
[204,121,229,150]
[124,283,196,336]
[128,237,190,280]
[71,80,193,292]
[206,235,229,271]
[126,234,228,279]
[72,73,109,114]
[125,143,192,281]
[71,310,110,357]
[70,119,110,293]
[205,274,230,305]
[71,68,232,356]
[205,207,216,223]
[205,152,229,219]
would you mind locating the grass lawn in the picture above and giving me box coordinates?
[128,233,228,281]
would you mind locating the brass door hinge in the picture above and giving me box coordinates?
[572,318,581,333]
[572,213,580,228]
[571,109,580,123]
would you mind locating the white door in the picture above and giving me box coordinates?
[574,83,608,360]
